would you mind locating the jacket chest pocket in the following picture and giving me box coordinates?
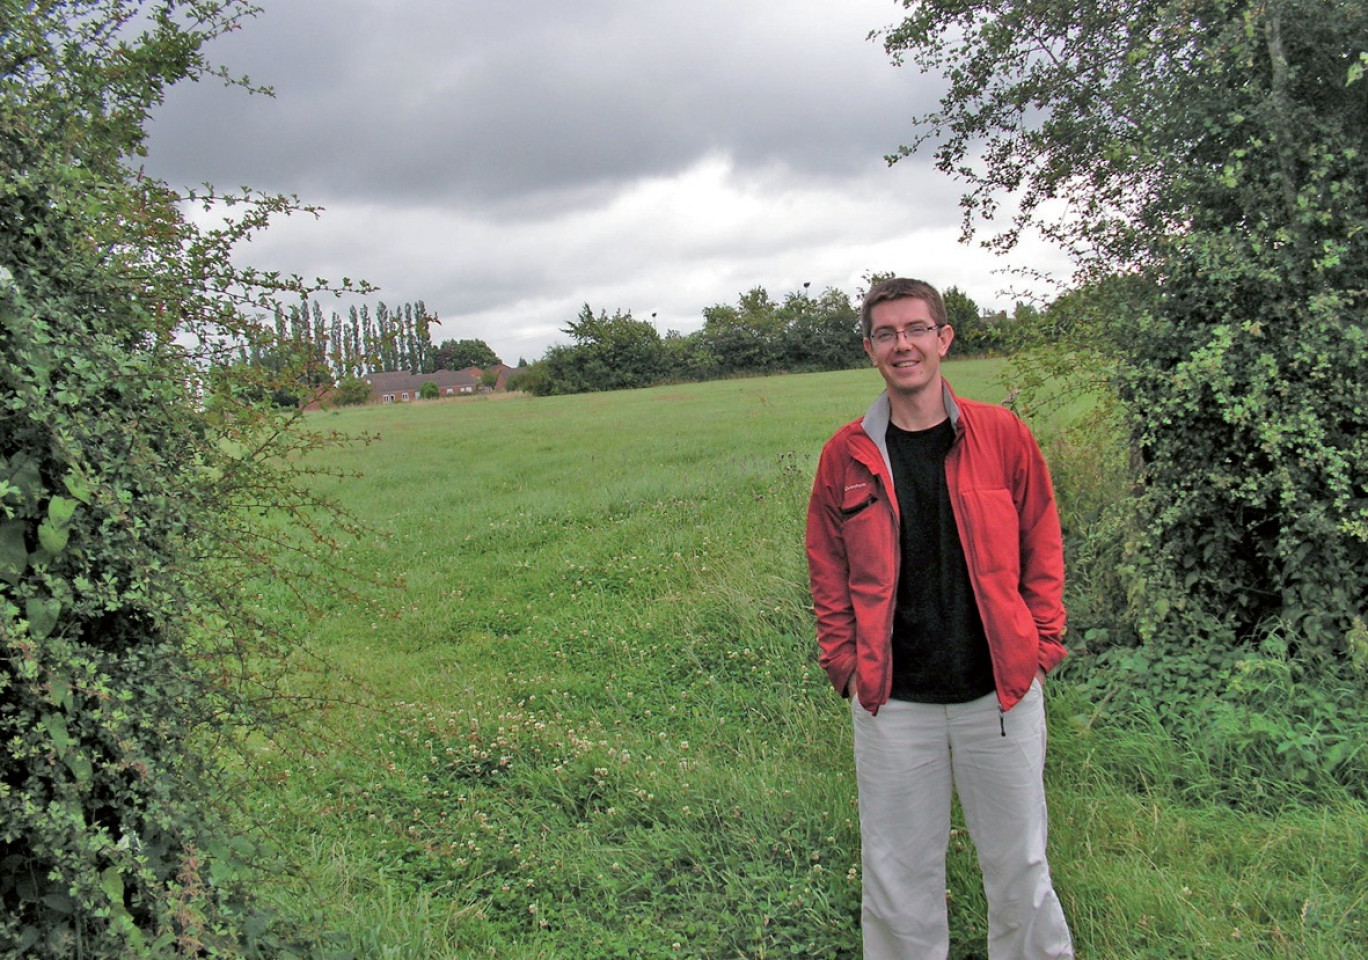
[839,480,893,589]
[838,480,890,554]
[839,475,880,519]
[841,492,878,517]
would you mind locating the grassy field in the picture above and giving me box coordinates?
[238,360,1367,959]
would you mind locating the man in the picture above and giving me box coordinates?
[806,278,1073,959]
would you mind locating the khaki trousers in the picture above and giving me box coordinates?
[851,681,1073,959]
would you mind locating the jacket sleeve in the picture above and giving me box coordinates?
[1011,419,1068,674]
[806,440,857,696]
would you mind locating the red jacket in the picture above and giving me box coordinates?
[806,383,1067,714]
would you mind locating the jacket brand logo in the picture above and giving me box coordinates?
[844,482,868,492]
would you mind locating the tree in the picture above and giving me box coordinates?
[434,337,501,371]
[879,2,1368,665]
[360,304,375,372]
[523,285,876,395]
[336,376,373,406]
[526,306,666,395]
[509,360,551,395]
[780,287,866,371]
[941,286,978,328]
[697,287,786,375]
[348,305,363,376]
[941,285,993,356]
[661,328,717,382]
[1,3,367,955]
[419,380,440,400]
[413,301,435,373]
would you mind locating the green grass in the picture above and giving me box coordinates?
[236,362,1368,959]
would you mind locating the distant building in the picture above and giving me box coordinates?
[364,367,483,404]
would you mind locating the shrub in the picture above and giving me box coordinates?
[335,376,372,406]
[1,4,362,955]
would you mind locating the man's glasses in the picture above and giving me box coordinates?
[868,324,943,346]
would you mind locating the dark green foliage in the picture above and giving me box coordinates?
[942,286,989,356]
[525,286,868,396]
[778,287,868,373]
[432,336,500,373]
[1111,0,1368,656]
[1,246,222,958]
[941,285,1027,358]
[526,304,668,395]
[694,287,786,376]
[2,3,361,955]
[334,376,372,406]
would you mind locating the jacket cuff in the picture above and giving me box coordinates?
[1037,638,1068,675]
[825,661,855,698]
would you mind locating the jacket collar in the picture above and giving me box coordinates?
[861,379,963,471]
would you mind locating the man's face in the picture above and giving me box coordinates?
[863,297,953,397]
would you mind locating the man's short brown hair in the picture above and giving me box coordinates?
[860,278,948,339]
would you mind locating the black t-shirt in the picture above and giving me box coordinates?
[885,418,996,703]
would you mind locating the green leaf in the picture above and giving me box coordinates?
[1323,742,1352,766]
[49,674,74,711]
[37,519,69,555]
[43,713,72,753]
[62,472,93,504]
[1349,52,1366,87]
[26,596,61,639]
[0,519,27,585]
[66,753,93,784]
[100,867,125,906]
[36,487,80,559]
[16,926,39,952]
[2,453,42,504]
[41,893,73,915]
[47,495,78,526]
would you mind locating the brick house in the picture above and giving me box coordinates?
[364,367,484,404]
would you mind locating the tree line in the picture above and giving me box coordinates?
[243,299,442,380]
[515,283,1038,397]
[236,283,1038,405]
[250,299,437,380]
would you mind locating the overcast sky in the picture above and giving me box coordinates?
[144,0,1070,364]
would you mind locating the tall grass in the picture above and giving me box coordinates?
[238,363,1367,959]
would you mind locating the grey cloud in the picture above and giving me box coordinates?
[136,0,1065,364]
[145,0,939,213]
